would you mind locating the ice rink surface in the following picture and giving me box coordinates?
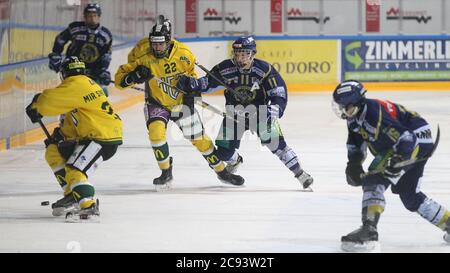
[1,91,449,253]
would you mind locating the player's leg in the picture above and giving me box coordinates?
[258,120,313,189]
[44,127,78,212]
[215,117,244,174]
[341,175,389,252]
[64,141,118,218]
[394,161,450,243]
[144,102,173,189]
[175,109,244,186]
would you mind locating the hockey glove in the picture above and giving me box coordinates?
[345,161,364,187]
[384,154,404,178]
[25,94,42,123]
[97,70,111,86]
[130,65,153,84]
[44,127,65,147]
[48,52,62,72]
[176,75,207,94]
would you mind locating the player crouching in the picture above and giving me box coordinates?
[26,57,123,221]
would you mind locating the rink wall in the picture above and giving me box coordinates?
[1,34,450,151]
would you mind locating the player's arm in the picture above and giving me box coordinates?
[48,25,72,72]
[96,29,113,85]
[176,63,226,94]
[51,26,72,54]
[262,67,287,118]
[345,128,367,186]
[99,30,113,71]
[114,60,153,90]
[127,38,149,63]
[26,83,82,119]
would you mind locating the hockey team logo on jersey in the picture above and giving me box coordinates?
[179,56,191,65]
[232,86,257,104]
[80,43,100,64]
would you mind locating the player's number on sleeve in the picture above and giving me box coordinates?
[101,101,121,120]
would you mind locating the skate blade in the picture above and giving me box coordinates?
[218,179,244,187]
[155,182,172,192]
[300,187,313,192]
[52,205,76,217]
[341,241,380,253]
[65,211,100,223]
[444,233,450,244]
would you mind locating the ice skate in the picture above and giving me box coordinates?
[65,199,100,223]
[217,169,245,186]
[341,224,380,252]
[225,154,243,174]
[51,194,76,216]
[153,157,173,192]
[444,218,450,244]
[295,169,314,191]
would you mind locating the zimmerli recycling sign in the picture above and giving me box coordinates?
[342,39,450,81]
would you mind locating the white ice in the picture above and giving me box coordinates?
[1,92,450,253]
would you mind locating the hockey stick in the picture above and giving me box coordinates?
[110,79,238,123]
[195,62,237,92]
[360,125,440,178]
[38,119,52,139]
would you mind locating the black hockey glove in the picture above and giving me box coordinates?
[345,161,364,187]
[384,154,403,178]
[98,70,111,86]
[25,94,42,123]
[129,65,153,84]
[176,75,205,94]
[48,52,62,72]
[44,127,64,147]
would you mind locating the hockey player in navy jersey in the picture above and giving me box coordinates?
[332,80,450,251]
[48,3,112,96]
[176,36,313,190]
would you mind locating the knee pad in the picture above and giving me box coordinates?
[362,184,387,210]
[148,120,167,143]
[66,141,103,178]
[417,197,447,227]
[176,110,204,140]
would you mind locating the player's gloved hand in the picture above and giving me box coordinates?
[129,65,153,84]
[384,154,403,178]
[98,70,111,86]
[267,104,280,124]
[176,75,207,94]
[44,127,65,147]
[48,52,62,72]
[25,94,43,123]
[345,161,364,186]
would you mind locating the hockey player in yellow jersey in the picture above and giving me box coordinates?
[115,15,243,190]
[25,56,122,220]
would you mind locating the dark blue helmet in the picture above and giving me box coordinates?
[84,3,101,17]
[232,36,257,53]
[332,80,367,119]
